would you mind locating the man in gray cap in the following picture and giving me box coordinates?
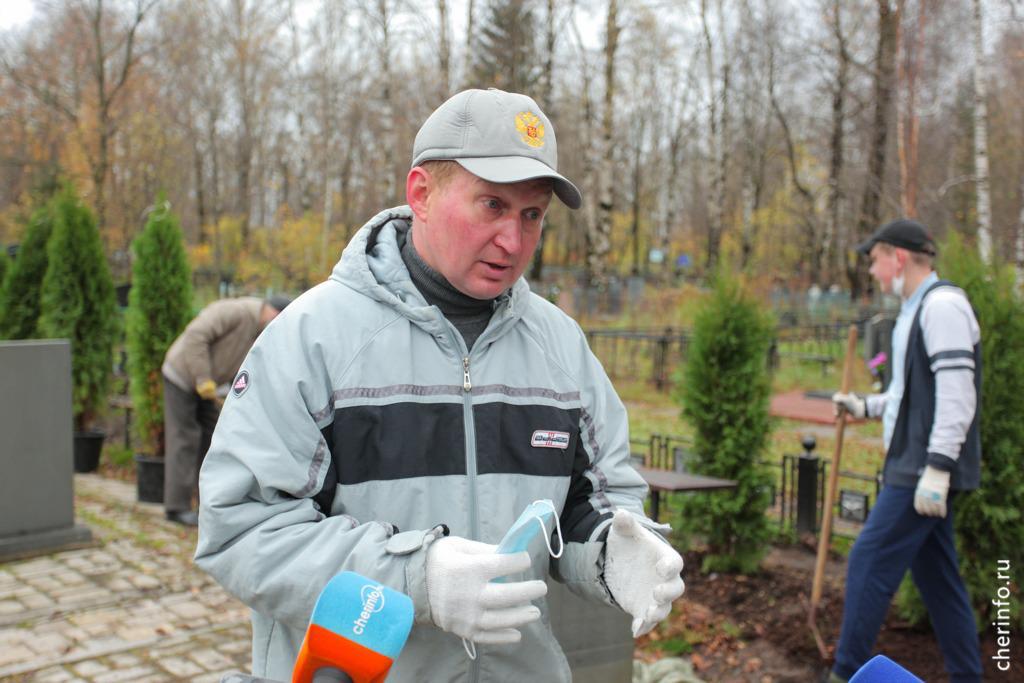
[826,219,982,683]
[161,295,290,526]
[195,89,684,681]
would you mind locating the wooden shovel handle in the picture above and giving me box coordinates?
[810,324,858,607]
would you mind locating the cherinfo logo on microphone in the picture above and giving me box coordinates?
[352,584,386,635]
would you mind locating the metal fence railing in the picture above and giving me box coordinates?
[630,433,881,542]
[587,328,690,391]
[588,317,875,390]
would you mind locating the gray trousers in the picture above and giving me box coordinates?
[163,378,220,513]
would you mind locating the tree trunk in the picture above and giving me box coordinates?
[321,176,335,274]
[700,0,721,272]
[827,0,849,284]
[849,0,898,299]
[237,131,253,240]
[1017,167,1024,288]
[630,117,645,276]
[437,0,450,98]
[378,0,397,205]
[193,135,207,243]
[589,0,619,287]
[738,1,764,272]
[972,0,992,262]
[1017,115,1024,288]
[464,0,475,85]
[664,128,683,262]
[896,0,925,219]
[529,0,558,283]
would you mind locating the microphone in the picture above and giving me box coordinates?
[848,655,924,682]
[292,571,414,683]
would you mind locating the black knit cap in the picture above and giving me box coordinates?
[856,218,936,256]
[264,294,292,312]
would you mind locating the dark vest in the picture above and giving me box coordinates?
[884,279,982,491]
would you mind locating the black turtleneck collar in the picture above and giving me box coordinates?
[400,228,495,350]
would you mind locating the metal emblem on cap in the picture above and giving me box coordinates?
[515,111,545,148]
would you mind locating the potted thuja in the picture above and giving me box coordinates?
[125,197,192,502]
[37,187,120,472]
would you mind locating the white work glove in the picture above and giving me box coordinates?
[604,510,685,637]
[914,466,951,518]
[832,392,866,419]
[425,535,547,645]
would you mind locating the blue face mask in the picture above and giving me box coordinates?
[462,500,567,661]
[496,499,564,558]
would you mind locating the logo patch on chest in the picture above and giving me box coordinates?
[531,430,570,450]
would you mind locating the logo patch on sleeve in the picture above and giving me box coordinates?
[232,370,250,397]
[531,430,570,450]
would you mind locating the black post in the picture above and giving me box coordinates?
[653,328,671,391]
[796,435,819,534]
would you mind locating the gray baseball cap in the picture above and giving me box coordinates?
[411,88,582,210]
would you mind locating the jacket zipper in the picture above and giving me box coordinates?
[448,305,515,683]
[456,348,481,683]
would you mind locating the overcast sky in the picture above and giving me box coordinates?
[0,0,35,30]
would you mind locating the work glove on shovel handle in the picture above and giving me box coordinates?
[831,392,866,419]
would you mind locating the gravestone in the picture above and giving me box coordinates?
[0,340,92,560]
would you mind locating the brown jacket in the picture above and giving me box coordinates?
[162,297,263,392]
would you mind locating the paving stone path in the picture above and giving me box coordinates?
[0,474,252,682]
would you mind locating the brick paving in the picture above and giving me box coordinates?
[0,474,252,682]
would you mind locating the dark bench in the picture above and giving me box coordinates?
[634,466,738,522]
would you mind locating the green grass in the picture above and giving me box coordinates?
[103,443,134,467]
[651,636,694,656]
[719,620,743,638]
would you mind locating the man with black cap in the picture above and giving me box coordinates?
[194,89,684,681]
[161,295,290,526]
[826,219,982,682]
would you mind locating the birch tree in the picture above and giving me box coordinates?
[972,0,992,262]
[700,0,730,272]
[586,0,620,286]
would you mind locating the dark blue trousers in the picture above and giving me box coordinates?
[833,486,981,682]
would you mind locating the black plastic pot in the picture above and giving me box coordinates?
[134,454,165,503]
[73,431,105,473]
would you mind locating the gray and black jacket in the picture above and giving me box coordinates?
[194,207,656,682]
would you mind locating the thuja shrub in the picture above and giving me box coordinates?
[673,272,776,573]
[126,197,193,456]
[896,233,1024,630]
[36,186,119,431]
[0,204,55,340]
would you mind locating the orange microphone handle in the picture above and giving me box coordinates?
[292,624,396,683]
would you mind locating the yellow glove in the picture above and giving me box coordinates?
[196,379,218,402]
